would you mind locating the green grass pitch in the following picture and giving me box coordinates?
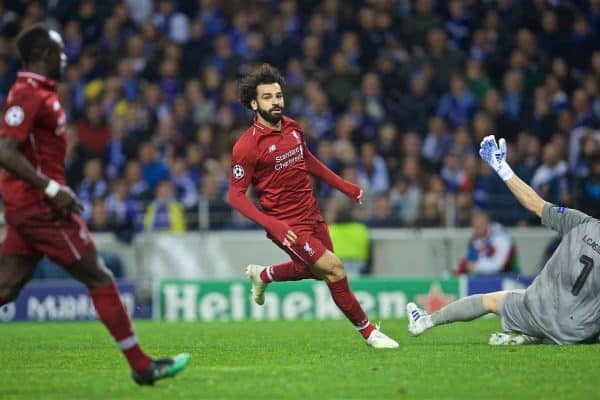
[1,318,598,400]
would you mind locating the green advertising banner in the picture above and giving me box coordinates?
[155,278,460,322]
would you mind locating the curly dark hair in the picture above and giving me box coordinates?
[239,63,286,110]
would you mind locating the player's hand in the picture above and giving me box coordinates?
[282,230,298,247]
[478,135,514,181]
[357,189,364,205]
[343,180,362,203]
[49,186,84,217]
[267,218,297,247]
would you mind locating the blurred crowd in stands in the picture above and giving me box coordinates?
[0,0,599,241]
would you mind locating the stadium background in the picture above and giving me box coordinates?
[0,0,598,323]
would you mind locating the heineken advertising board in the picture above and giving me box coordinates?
[156,278,460,321]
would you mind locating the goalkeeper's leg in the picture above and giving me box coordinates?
[407,291,510,336]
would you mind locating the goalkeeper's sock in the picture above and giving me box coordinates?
[431,294,486,326]
[260,262,315,282]
[327,277,375,339]
[89,281,152,374]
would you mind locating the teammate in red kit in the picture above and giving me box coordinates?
[229,64,399,348]
[0,24,189,385]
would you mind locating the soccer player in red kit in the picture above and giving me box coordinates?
[0,24,189,384]
[229,64,398,348]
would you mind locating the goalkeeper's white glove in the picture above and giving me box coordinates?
[478,135,514,181]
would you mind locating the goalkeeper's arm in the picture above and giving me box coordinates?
[479,135,545,218]
[503,174,545,218]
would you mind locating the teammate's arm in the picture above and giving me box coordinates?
[0,136,52,191]
[0,112,83,216]
[302,140,362,203]
[228,139,297,247]
[478,135,544,217]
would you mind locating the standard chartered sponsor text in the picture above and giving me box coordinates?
[274,145,303,170]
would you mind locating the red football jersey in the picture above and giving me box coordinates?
[230,116,323,225]
[0,71,67,213]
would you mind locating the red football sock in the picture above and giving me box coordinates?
[327,277,375,339]
[259,261,315,282]
[89,281,152,373]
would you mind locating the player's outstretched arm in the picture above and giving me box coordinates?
[503,174,545,218]
[479,135,544,218]
[0,136,83,215]
[303,144,362,202]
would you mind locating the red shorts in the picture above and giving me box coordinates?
[270,220,333,266]
[2,207,96,265]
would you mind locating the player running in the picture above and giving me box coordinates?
[407,135,600,345]
[228,64,398,349]
[0,24,189,384]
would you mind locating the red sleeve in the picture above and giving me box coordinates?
[227,136,291,243]
[0,90,40,143]
[302,137,361,201]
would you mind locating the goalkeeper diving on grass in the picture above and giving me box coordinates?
[407,135,600,345]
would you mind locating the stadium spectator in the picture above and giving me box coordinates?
[454,210,519,275]
[422,116,452,168]
[391,72,436,133]
[104,116,129,180]
[170,158,198,212]
[77,158,108,222]
[151,0,189,44]
[573,152,600,219]
[200,174,230,230]
[367,192,401,228]
[143,180,186,233]
[436,72,476,128]
[324,51,359,114]
[403,0,441,49]
[417,192,446,228]
[105,179,140,241]
[531,143,569,205]
[76,101,111,156]
[440,152,464,193]
[389,175,421,226]
[356,142,390,196]
[138,141,170,191]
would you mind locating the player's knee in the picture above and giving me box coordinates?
[323,259,346,282]
[73,254,115,290]
[482,292,504,314]
[88,267,114,289]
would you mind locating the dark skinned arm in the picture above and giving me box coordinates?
[0,136,83,215]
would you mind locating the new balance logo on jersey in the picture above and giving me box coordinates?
[292,130,301,144]
[268,144,277,153]
[79,227,91,244]
[303,242,315,257]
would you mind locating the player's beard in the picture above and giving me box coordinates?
[257,105,283,125]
